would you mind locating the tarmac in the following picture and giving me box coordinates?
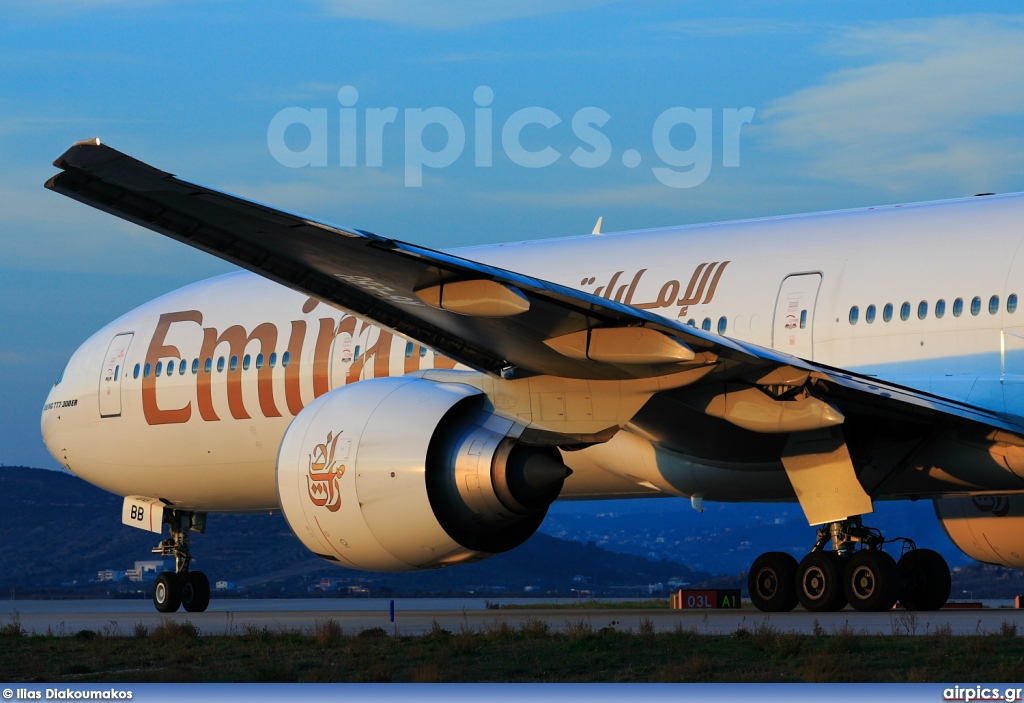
[1,599,1021,636]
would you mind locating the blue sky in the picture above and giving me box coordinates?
[3,1,1024,468]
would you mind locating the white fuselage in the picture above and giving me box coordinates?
[41,193,1024,511]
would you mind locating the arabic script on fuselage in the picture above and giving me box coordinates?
[578,261,729,318]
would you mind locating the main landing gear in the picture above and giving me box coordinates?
[747,516,951,613]
[152,510,211,613]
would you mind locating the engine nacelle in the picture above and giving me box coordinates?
[277,376,570,571]
[934,496,1024,567]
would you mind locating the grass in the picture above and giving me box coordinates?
[3,616,1024,683]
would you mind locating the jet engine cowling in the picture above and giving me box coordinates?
[276,376,570,571]
[934,496,1024,567]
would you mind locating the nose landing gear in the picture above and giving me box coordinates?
[747,516,951,612]
[152,510,211,613]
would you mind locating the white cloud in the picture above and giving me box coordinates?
[1,0,169,18]
[761,15,1024,194]
[659,17,823,38]
[313,0,622,30]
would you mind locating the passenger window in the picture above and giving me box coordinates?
[230,356,238,371]
[191,359,199,375]
[953,298,963,317]
[800,310,808,328]
[114,365,120,382]
[179,359,186,375]
[717,316,727,334]
[849,306,859,325]
[419,346,427,357]
[243,354,251,370]
[144,363,151,378]
[883,303,893,322]
[256,354,264,369]
[701,318,711,331]
[917,301,927,320]
[865,305,876,324]
[1010,294,1019,314]
[405,342,414,358]
[217,357,225,373]
[354,345,362,360]
[971,296,981,316]
[204,358,212,373]
[269,352,278,368]
[990,295,1000,314]
[686,319,696,327]
[155,361,162,377]
[900,302,910,321]
[935,299,945,319]
[282,351,291,367]
[134,364,140,380]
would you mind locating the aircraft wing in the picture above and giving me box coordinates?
[45,140,1024,438]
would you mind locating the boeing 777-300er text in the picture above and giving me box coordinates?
[40,138,1024,614]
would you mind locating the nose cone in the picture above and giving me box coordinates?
[41,365,71,467]
[41,341,93,471]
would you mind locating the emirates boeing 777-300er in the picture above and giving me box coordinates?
[40,138,1024,613]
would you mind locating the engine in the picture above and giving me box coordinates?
[276,376,570,571]
[934,496,1024,567]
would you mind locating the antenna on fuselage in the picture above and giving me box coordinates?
[592,216,603,235]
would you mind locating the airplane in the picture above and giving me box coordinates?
[40,137,1024,614]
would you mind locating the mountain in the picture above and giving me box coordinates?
[540,494,970,574]
[0,466,715,598]
[1,465,1012,600]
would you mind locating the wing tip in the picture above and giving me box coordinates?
[52,137,104,169]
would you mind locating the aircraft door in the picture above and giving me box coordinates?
[772,273,822,360]
[99,333,133,417]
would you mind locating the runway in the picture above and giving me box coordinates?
[1,599,1021,636]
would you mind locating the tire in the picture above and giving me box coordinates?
[748,552,799,612]
[153,571,182,613]
[898,548,951,611]
[797,551,848,612]
[844,550,900,612]
[182,571,211,613]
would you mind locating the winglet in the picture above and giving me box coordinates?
[592,216,603,235]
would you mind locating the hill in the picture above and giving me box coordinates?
[2,465,1017,601]
[0,466,718,598]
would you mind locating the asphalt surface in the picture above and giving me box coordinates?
[1,599,1020,636]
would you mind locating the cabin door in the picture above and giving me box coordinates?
[99,333,133,417]
[771,274,822,360]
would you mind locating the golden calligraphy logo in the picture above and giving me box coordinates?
[581,262,730,318]
[307,430,345,512]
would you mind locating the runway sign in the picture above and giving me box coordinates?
[670,589,741,609]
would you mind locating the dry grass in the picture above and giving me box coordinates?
[314,619,343,647]
[4,617,1024,683]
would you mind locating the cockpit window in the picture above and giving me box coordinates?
[54,365,67,386]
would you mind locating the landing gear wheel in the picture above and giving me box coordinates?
[797,551,848,612]
[844,550,900,612]
[181,571,211,613]
[748,552,799,612]
[153,571,182,613]
[898,548,951,611]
